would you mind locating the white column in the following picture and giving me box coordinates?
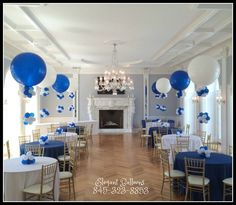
[220,47,229,153]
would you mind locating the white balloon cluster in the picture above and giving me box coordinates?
[21,151,35,164]
[57,105,64,113]
[68,105,75,111]
[40,108,50,118]
[156,104,167,111]
[196,86,209,97]
[197,112,210,124]
[40,87,49,96]
[57,93,64,100]
[197,146,211,158]
[176,107,184,115]
[69,92,75,99]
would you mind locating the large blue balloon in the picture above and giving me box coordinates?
[151,82,161,94]
[170,70,190,91]
[10,52,46,86]
[52,74,70,93]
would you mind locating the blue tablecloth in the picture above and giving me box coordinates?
[174,151,232,201]
[60,126,80,135]
[148,127,172,147]
[20,140,65,159]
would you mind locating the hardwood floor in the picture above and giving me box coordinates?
[59,133,184,201]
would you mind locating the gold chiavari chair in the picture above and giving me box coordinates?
[160,149,185,200]
[222,177,232,200]
[25,144,44,156]
[185,124,190,135]
[170,144,187,163]
[153,130,162,158]
[23,162,58,201]
[176,136,190,151]
[184,158,210,201]
[228,145,232,156]
[58,138,77,172]
[197,131,207,144]
[32,129,41,141]
[51,124,59,132]
[67,127,77,133]
[18,135,31,145]
[59,145,77,200]
[6,140,11,159]
[207,142,220,152]
[52,133,66,142]
[140,127,151,147]
[87,124,93,144]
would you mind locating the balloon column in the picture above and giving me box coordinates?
[52,74,70,93]
[170,70,190,98]
[197,112,210,124]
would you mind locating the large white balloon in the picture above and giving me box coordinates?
[68,78,78,92]
[156,78,171,94]
[188,55,220,87]
[38,66,57,88]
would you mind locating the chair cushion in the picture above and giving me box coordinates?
[59,171,73,179]
[188,175,210,186]
[165,170,185,178]
[223,177,232,186]
[57,155,70,161]
[77,142,86,148]
[154,143,161,147]
[23,184,53,194]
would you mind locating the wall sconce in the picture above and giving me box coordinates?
[216,95,226,104]
[192,96,200,103]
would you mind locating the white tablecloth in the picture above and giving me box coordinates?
[4,157,60,201]
[47,132,77,142]
[145,122,170,134]
[162,134,203,151]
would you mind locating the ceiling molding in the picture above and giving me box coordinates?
[19,6,71,61]
[151,10,219,61]
[196,4,232,10]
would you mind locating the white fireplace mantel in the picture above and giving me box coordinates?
[87,96,135,133]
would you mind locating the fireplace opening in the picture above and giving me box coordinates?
[99,110,123,129]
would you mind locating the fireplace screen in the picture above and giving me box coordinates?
[99,110,123,129]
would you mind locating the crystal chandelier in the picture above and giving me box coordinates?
[94,43,134,95]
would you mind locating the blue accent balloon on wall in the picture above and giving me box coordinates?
[52,74,70,93]
[151,82,160,94]
[170,70,190,91]
[10,52,47,86]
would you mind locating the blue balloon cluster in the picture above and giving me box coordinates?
[176,107,184,115]
[57,105,64,113]
[156,104,167,111]
[68,105,75,111]
[176,90,184,98]
[151,82,159,94]
[197,112,210,123]
[40,108,50,118]
[40,87,49,96]
[68,122,76,127]
[57,93,64,100]
[155,93,168,99]
[55,127,63,134]
[21,86,36,98]
[196,86,209,97]
[176,128,183,135]
[10,52,47,87]
[69,92,75,99]
[23,112,36,125]
[39,135,48,145]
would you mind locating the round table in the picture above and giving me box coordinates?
[174,151,232,201]
[47,132,77,142]
[162,134,202,150]
[4,157,59,201]
[60,126,80,135]
[20,140,64,159]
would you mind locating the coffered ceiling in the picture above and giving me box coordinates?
[3,3,232,74]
